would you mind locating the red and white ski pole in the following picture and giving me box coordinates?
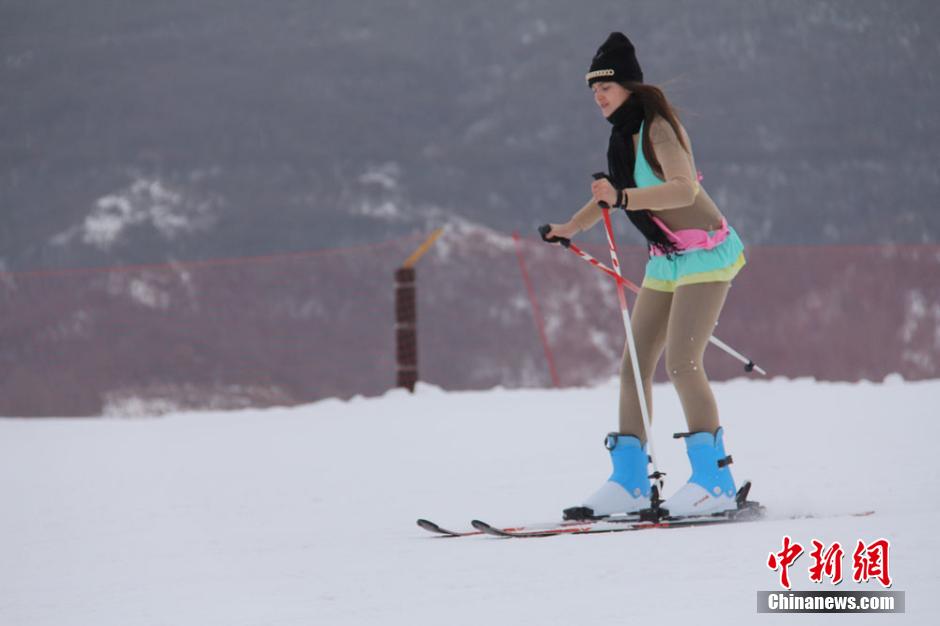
[537,227,765,376]
[537,175,666,506]
[591,176,666,502]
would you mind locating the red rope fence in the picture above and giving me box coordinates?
[1,229,937,417]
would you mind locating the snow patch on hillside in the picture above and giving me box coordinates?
[52,177,217,251]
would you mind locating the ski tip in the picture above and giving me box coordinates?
[417,518,456,535]
[417,519,467,537]
[471,519,514,537]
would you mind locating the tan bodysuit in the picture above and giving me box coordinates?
[571,115,724,234]
[568,115,734,437]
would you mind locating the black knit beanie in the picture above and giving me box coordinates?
[586,32,643,86]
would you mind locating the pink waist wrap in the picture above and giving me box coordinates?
[649,216,730,257]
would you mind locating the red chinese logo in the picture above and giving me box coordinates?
[808,540,844,584]
[852,538,892,588]
[767,535,804,589]
[768,536,893,589]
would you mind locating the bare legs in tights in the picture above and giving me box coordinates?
[618,281,731,439]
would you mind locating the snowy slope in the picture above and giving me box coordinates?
[2,377,938,625]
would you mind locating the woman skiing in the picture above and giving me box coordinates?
[543,32,746,519]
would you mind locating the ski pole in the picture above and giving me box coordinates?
[590,174,665,500]
[549,234,641,288]
[536,226,767,376]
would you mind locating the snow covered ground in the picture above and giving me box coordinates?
[2,377,938,625]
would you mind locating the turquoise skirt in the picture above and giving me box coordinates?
[642,226,746,293]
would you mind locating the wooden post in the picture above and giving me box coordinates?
[395,228,443,392]
[395,266,417,392]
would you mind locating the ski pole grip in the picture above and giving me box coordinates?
[538,224,571,248]
[591,172,611,210]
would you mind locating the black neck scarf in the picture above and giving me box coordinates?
[605,96,679,256]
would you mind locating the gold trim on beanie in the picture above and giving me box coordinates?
[585,68,616,84]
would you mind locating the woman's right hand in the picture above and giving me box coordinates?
[543,221,579,241]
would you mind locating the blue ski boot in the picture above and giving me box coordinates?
[663,426,737,517]
[563,433,651,520]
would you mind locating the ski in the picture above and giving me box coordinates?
[417,480,758,538]
[470,480,764,537]
[416,519,482,537]
[419,479,874,539]
[471,504,765,538]
[418,508,875,539]
[469,508,877,539]
[416,514,641,538]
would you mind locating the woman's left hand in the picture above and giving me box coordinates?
[591,177,619,207]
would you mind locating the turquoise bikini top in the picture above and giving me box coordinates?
[633,120,663,188]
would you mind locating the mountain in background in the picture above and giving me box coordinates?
[2,0,939,274]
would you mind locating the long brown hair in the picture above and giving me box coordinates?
[621,82,688,180]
